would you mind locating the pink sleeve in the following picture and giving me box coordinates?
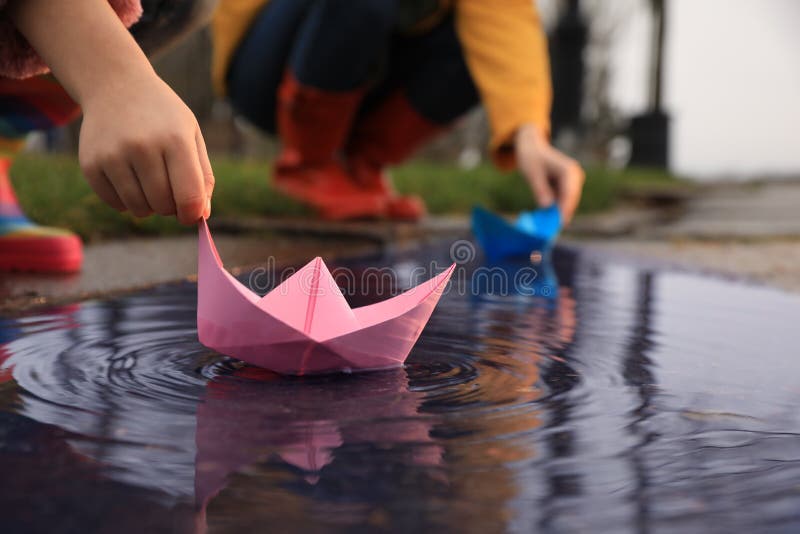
[0,0,143,80]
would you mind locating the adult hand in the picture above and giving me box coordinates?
[515,123,584,224]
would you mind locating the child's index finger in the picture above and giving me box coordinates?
[165,137,207,225]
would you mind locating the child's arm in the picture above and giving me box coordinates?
[9,0,213,224]
[455,0,584,223]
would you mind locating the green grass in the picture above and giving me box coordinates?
[393,161,679,215]
[8,154,309,241]
[8,153,681,241]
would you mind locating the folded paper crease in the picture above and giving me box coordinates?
[197,219,454,374]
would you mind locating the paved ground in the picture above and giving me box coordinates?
[572,237,800,292]
[654,181,800,239]
[3,179,799,311]
[568,180,800,292]
[0,232,377,312]
[0,217,465,312]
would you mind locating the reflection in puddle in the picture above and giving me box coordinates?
[1,244,800,533]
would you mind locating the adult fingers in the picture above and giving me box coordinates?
[165,135,206,225]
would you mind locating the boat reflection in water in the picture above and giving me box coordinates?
[194,365,445,522]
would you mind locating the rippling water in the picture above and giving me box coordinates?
[2,243,800,533]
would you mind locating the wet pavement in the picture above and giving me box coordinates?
[0,231,375,312]
[574,237,800,293]
[0,217,464,312]
[654,181,800,240]
[1,240,799,533]
[567,178,800,293]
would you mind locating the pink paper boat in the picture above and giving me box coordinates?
[194,366,443,502]
[197,219,454,375]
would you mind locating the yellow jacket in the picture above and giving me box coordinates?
[211,0,551,169]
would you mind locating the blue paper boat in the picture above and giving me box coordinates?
[471,205,562,261]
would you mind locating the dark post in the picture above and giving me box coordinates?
[549,0,588,139]
[629,0,670,168]
[650,0,665,111]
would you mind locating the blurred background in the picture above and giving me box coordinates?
[30,0,800,179]
[8,0,800,293]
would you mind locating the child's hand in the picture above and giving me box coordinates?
[79,76,214,224]
[9,0,214,224]
[515,123,584,224]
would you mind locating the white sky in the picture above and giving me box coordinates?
[541,0,800,179]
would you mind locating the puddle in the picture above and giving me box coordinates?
[1,243,800,533]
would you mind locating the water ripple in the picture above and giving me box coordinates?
[1,249,800,532]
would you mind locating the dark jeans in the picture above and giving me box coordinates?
[227,0,479,135]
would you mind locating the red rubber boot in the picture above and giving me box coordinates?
[346,90,448,221]
[0,158,83,273]
[272,73,389,221]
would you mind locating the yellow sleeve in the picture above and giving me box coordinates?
[455,0,552,170]
[211,0,271,96]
